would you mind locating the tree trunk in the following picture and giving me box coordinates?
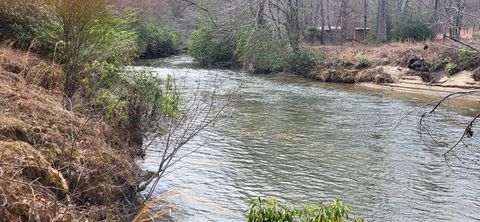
[339,0,348,46]
[445,0,465,39]
[432,0,440,34]
[286,0,301,53]
[320,0,325,44]
[377,0,388,43]
[255,0,266,29]
[326,0,331,39]
[364,0,368,41]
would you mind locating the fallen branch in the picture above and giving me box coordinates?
[443,34,479,52]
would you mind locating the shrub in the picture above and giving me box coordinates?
[305,26,322,44]
[445,63,458,76]
[458,47,480,70]
[135,17,180,59]
[1,0,139,97]
[46,0,138,97]
[188,24,237,68]
[367,15,434,42]
[247,197,362,222]
[355,55,370,69]
[287,48,325,75]
[430,59,446,72]
[0,0,60,54]
[391,18,435,41]
[236,25,291,73]
[95,69,181,150]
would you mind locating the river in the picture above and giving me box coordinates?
[137,56,480,222]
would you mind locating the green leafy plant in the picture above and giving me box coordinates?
[46,0,139,97]
[288,48,325,75]
[247,197,362,222]
[135,17,180,59]
[430,59,446,72]
[188,23,237,68]
[445,63,458,76]
[391,18,435,41]
[458,47,480,70]
[0,0,61,54]
[1,0,140,97]
[95,69,181,148]
[355,55,370,69]
[236,25,291,73]
[118,70,181,119]
[459,48,474,62]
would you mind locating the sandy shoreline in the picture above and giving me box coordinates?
[358,82,480,108]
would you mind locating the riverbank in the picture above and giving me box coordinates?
[305,40,480,100]
[0,46,140,220]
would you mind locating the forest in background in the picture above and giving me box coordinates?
[109,0,480,43]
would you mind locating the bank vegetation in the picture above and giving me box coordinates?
[0,0,222,221]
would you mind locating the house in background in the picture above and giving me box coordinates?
[305,23,370,44]
[305,26,342,44]
[353,27,370,42]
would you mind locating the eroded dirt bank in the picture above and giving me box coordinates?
[306,41,480,99]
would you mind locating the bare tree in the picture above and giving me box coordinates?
[320,0,326,44]
[263,0,302,52]
[364,0,368,41]
[394,0,409,26]
[445,0,466,38]
[377,0,387,43]
[256,0,267,28]
[137,75,234,200]
[337,0,349,46]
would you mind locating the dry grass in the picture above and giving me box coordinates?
[309,38,480,66]
[0,46,140,221]
[0,44,64,91]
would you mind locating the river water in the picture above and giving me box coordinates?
[137,56,480,222]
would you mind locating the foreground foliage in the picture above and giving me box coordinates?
[247,197,362,222]
[48,0,138,97]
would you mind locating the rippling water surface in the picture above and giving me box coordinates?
[137,56,480,222]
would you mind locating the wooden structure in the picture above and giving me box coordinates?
[305,25,370,44]
[353,27,370,42]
